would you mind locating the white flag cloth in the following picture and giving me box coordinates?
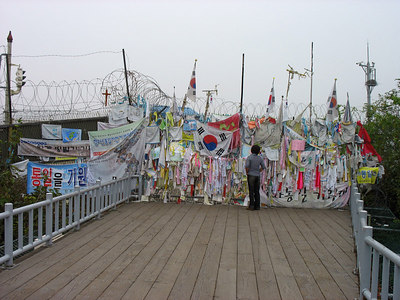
[128,106,144,122]
[326,80,338,122]
[193,121,232,157]
[110,104,128,125]
[186,60,197,102]
[266,80,275,117]
[343,96,353,124]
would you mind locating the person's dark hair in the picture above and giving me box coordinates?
[251,145,261,154]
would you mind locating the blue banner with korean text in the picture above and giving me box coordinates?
[27,162,88,195]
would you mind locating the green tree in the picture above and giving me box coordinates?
[364,79,400,217]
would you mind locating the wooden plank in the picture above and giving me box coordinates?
[282,208,348,300]
[190,204,228,300]
[55,203,190,300]
[75,203,201,300]
[24,203,174,300]
[270,208,331,300]
[292,209,358,299]
[214,205,238,300]
[143,205,209,300]
[236,207,258,300]
[248,208,280,299]
[0,202,156,299]
[299,209,356,278]
[167,205,219,300]
[259,208,304,300]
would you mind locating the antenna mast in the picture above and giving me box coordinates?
[357,43,377,120]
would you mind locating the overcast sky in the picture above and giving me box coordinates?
[2,0,400,111]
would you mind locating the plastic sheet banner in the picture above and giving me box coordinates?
[357,167,379,184]
[88,119,144,157]
[18,138,90,157]
[26,162,88,195]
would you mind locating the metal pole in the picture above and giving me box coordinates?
[204,91,211,121]
[122,49,132,105]
[240,53,244,114]
[5,31,12,125]
[309,42,314,122]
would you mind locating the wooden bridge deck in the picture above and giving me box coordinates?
[0,202,358,300]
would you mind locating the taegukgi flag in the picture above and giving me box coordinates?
[266,78,275,117]
[194,122,233,157]
[326,79,338,122]
[186,59,197,101]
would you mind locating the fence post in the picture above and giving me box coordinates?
[96,179,101,219]
[45,193,53,246]
[359,210,373,300]
[74,185,80,230]
[4,203,14,267]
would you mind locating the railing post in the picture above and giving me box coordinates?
[113,178,117,210]
[4,203,14,267]
[74,185,80,230]
[138,175,143,201]
[96,179,101,219]
[359,210,373,300]
[45,193,53,246]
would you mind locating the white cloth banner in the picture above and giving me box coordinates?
[11,159,29,177]
[87,123,146,183]
[41,124,62,140]
[168,127,183,141]
[97,121,122,131]
[193,121,232,157]
[88,119,144,157]
[260,182,350,208]
[145,126,161,144]
[109,104,128,125]
[128,106,144,122]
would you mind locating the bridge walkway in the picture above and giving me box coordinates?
[0,202,358,300]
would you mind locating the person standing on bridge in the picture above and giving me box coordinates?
[245,145,266,211]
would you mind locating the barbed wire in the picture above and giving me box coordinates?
[0,68,365,124]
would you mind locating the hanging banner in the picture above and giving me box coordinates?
[26,161,88,195]
[357,167,379,184]
[208,113,241,149]
[41,124,62,140]
[145,126,161,144]
[88,119,144,157]
[62,128,82,143]
[87,123,146,183]
[260,182,350,208]
[97,121,122,131]
[193,121,233,157]
[18,138,90,157]
[128,106,144,122]
[183,119,197,131]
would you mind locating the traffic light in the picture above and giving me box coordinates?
[15,67,26,87]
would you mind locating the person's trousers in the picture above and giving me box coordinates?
[247,175,260,209]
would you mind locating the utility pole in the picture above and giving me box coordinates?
[122,49,132,105]
[203,85,218,122]
[5,31,13,125]
[357,43,377,120]
[240,53,245,114]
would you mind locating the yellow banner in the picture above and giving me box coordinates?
[357,167,379,184]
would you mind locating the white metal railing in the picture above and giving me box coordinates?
[350,181,400,300]
[0,174,142,267]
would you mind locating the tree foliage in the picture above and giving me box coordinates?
[364,80,400,217]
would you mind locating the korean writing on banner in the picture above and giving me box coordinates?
[27,162,88,195]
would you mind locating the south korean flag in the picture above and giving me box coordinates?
[194,121,233,157]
